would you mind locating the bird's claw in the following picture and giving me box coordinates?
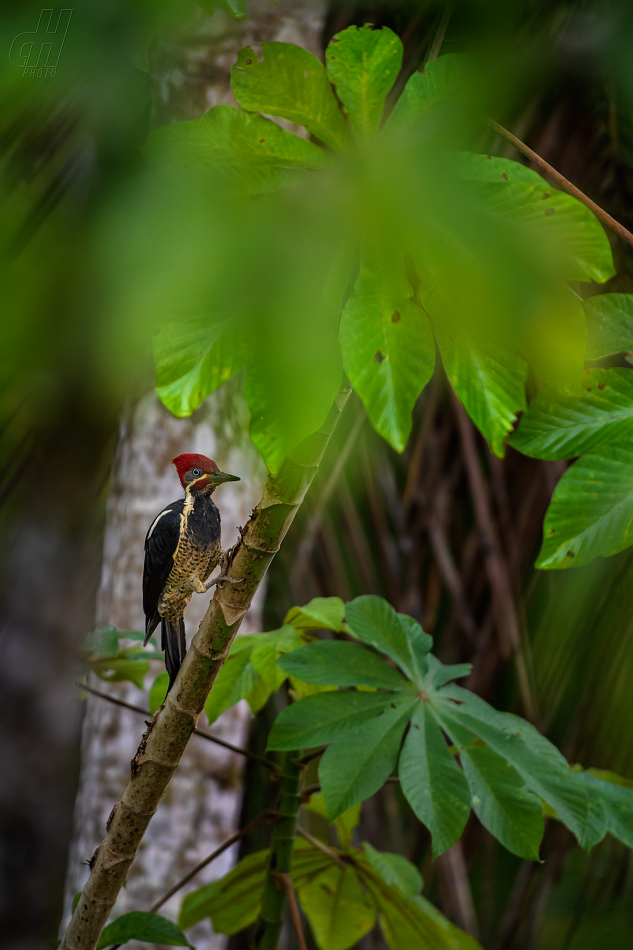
[204,573,245,591]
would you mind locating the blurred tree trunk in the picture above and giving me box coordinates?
[62,4,326,947]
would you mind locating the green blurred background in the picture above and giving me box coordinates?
[3,1,633,947]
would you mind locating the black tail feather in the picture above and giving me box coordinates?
[161,616,186,689]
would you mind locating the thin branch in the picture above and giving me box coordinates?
[76,682,280,772]
[296,826,347,870]
[487,117,633,251]
[426,4,454,64]
[273,874,308,950]
[452,396,536,720]
[149,810,270,913]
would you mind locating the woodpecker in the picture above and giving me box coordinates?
[143,453,240,689]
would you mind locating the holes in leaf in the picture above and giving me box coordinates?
[391,311,401,323]
[374,350,386,364]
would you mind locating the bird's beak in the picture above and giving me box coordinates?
[208,471,240,485]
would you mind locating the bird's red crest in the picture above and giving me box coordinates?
[171,453,219,487]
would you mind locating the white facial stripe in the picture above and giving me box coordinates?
[148,509,170,538]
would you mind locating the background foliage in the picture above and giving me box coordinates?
[5,0,633,948]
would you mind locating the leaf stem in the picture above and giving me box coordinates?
[77,680,279,772]
[487,117,633,250]
[426,4,454,64]
[149,809,272,913]
[254,754,303,950]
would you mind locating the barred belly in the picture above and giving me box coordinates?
[158,535,221,622]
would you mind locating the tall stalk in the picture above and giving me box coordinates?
[254,754,303,949]
[59,388,351,950]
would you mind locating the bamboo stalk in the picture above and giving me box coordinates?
[254,755,303,950]
[59,389,351,950]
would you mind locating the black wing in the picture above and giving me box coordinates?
[143,499,183,643]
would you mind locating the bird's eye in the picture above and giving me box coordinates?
[191,468,202,477]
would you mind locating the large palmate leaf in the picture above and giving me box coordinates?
[153,315,247,417]
[437,333,527,457]
[584,293,633,359]
[398,704,471,858]
[389,54,466,126]
[269,595,630,856]
[145,104,329,170]
[97,912,192,949]
[460,153,615,284]
[510,369,633,459]
[537,443,633,568]
[231,42,349,152]
[326,24,403,136]
[340,244,435,452]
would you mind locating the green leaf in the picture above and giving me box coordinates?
[179,850,268,932]
[399,704,471,858]
[231,43,349,152]
[149,671,169,715]
[297,863,375,950]
[340,245,435,452]
[362,842,422,898]
[509,369,633,460]
[267,690,399,751]
[82,626,119,657]
[154,315,247,418]
[432,686,589,842]
[537,443,633,569]
[389,54,466,126]
[204,647,260,724]
[355,856,482,950]
[326,25,403,136]
[436,707,544,860]
[424,654,472,688]
[345,595,432,685]
[584,293,633,359]
[455,152,545,186]
[245,326,343,476]
[277,641,409,689]
[96,912,193,949]
[89,652,149,690]
[519,283,587,395]
[437,334,527,457]
[144,105,330,171]
[303,791,361,848]
[285,596,346,631]
[578,770,633,848]
[468,174,615,284]
[216,0,247,17]
[319,694,419,818]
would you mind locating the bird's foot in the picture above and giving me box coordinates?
[204,573,245,591]
[189,576,207,594]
